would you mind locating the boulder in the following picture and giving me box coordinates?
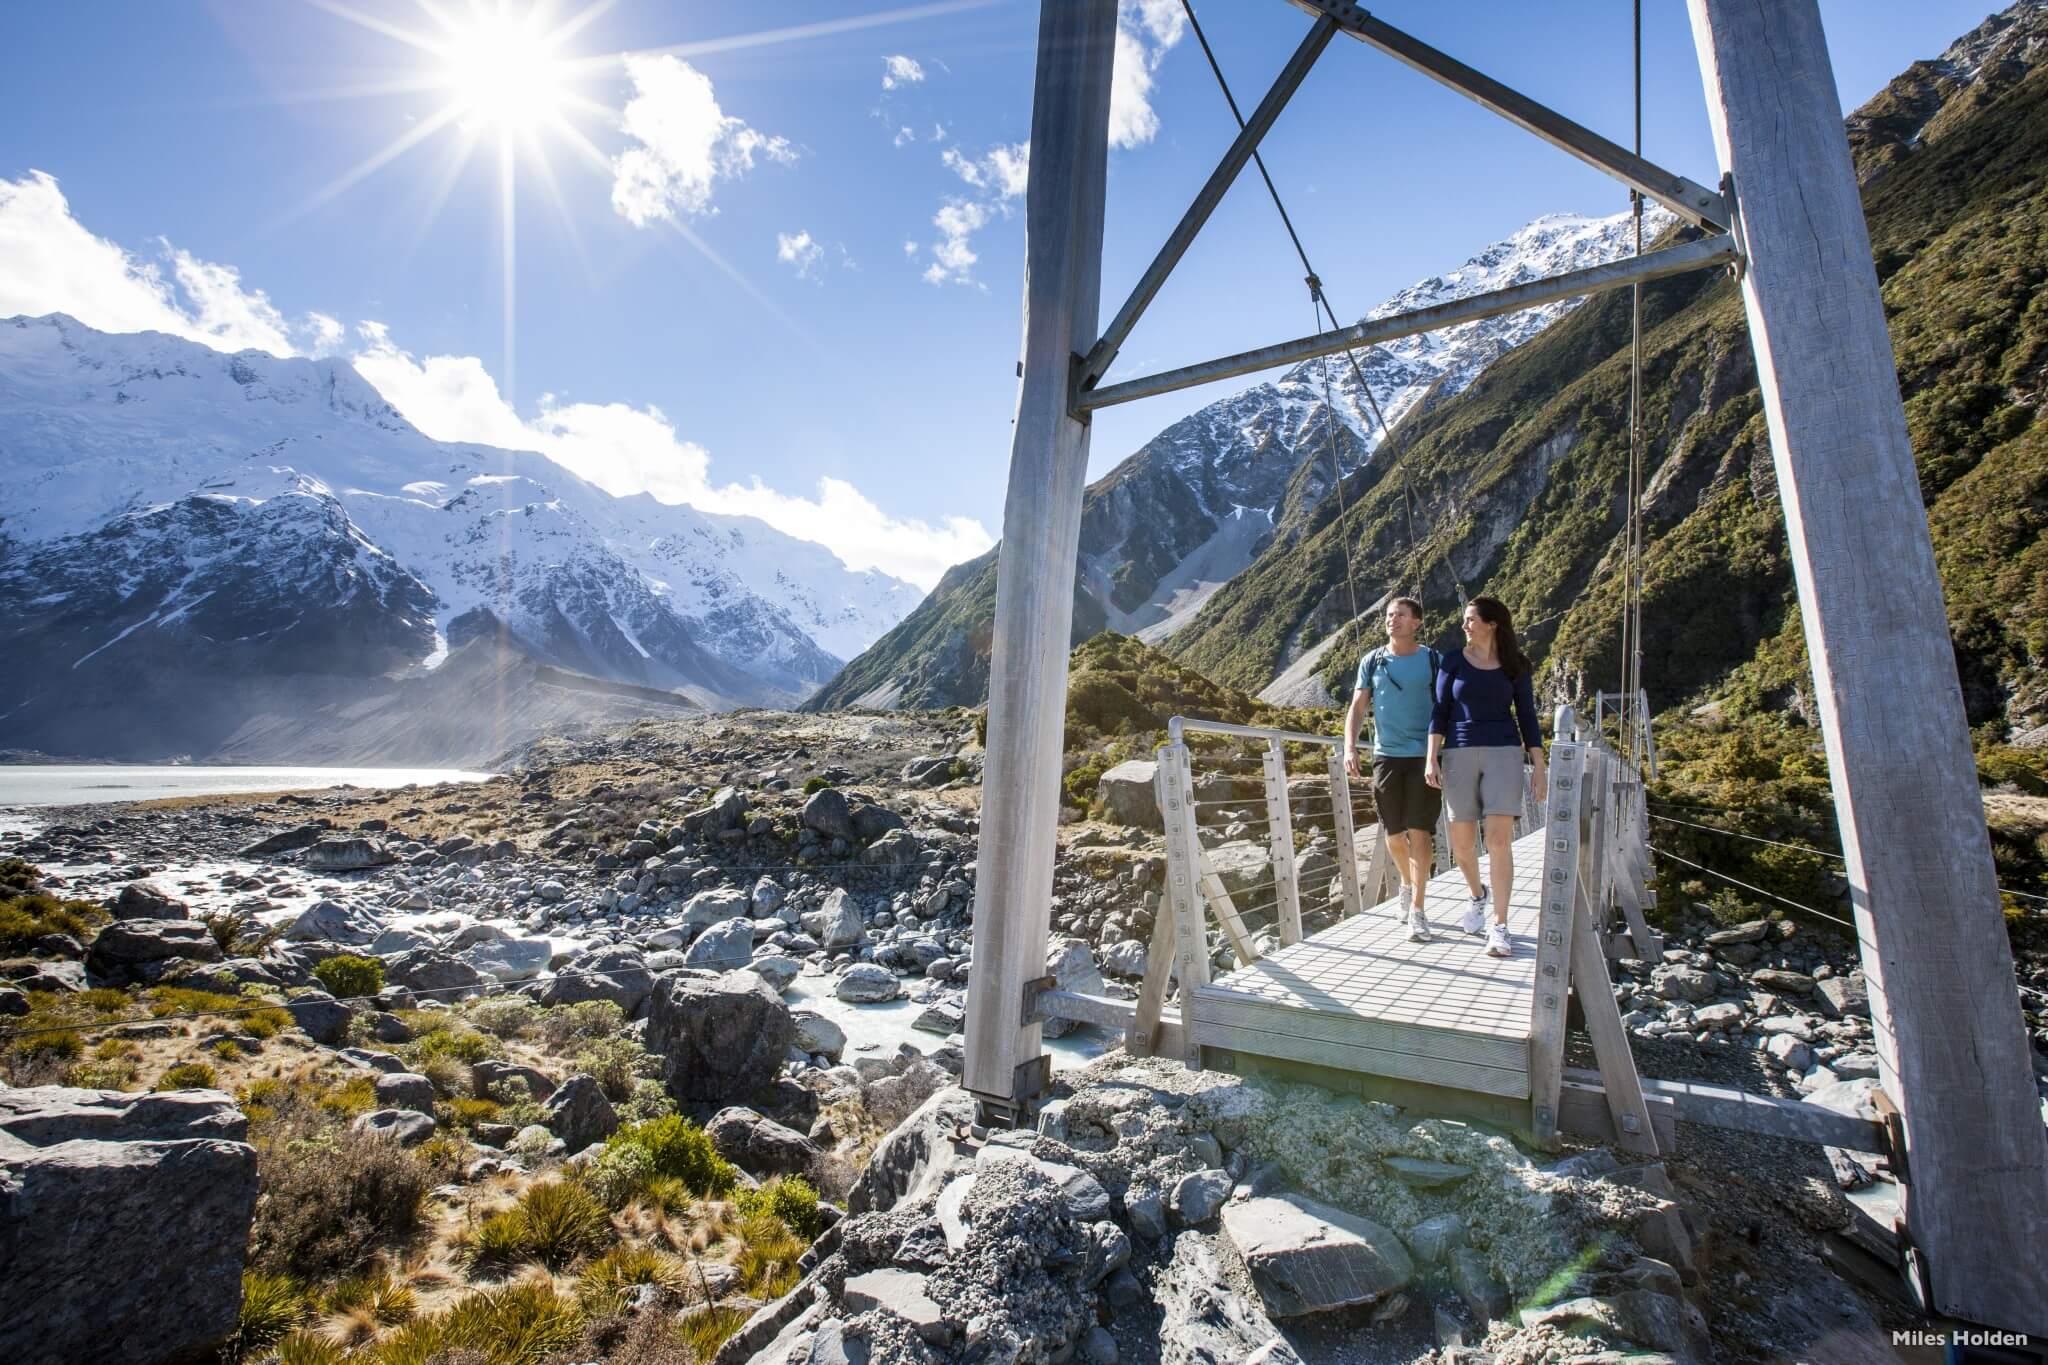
[901,755,955,787]
[303,837,395,871]
[535,945,654,1013]
[1095,760,1163,831]
[848,1085,977,1215]
[1156,1232,1303,1365]
[1816,973,1870,1019]
[235,823,326,858]
[0,986,26,1017]
[1524,1292,1712,1364]
[337,1048,408,1075]
[1703,920,1769,946]
[862,1058,951,1129]
[1041,936,1105,1039]
[683,887,753,930]
[645,970,796,1103]
[801,788,856,842]
[473,1059,559,1102]
[459,936,553,983]
[282,899,382,947]
[851,802,908,841]
[812,889,866,950]
[685,917,757,972]
[369,927,433,957]
[1221,1192,1414,1318]
[108,882,185,920]
[1171,1168,1233,1226]
[707,1106,823,1179]
[752,955,802,993]
[0,1087,258,1365]
[540,1075,618,1153]
[85,920,222,985]
[1100,939,1148,979]
[284,991,354,1046]
[1750,968,1815,994]
[1448,1246,1508,1321]
[841,1268,951,1347]
[373,1072,437,1113]
[381,950,485,998]
[792,1011,848,1061]
[352,1108,437,1146]
[836,963,900,1004]
[859,828,919,867]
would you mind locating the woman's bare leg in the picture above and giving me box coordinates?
[1484,814,1516,923]
[1449,819,1482,898]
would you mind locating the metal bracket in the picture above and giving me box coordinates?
[1719,172,1749,281]
[1018,974,1058,1025]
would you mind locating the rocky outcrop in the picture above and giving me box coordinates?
[707,1106,823,1180]
[1095,760,1162,830]
[645,969,795,1103]
[848,1086,977,1215]
[541,1075,619,1153]
[1157,1233,1301,1365]
[85,919,222,985]
[1221,1193,1414,1317]
[0,1087,259,1365]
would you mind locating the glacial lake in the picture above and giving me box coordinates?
[0,765,495,808]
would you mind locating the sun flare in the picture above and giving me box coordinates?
[438,9,572,133]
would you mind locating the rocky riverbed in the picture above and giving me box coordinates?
[3,707,2040,1363]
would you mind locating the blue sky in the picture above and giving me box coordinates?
[0,0,1996,587]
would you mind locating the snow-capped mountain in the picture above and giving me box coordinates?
[0,314,920,759]
[814,206,1667,711]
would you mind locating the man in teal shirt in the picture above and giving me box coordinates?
[1343,596,1442,941]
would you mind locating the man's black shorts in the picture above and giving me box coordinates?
[1371,756,1442,835]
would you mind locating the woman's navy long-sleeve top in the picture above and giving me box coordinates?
[1430,650,1543,750]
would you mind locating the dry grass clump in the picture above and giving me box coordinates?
[248,1098,453,1281]
[461,1179,614,1273]
[269,1279,581,1365]
[156,1060,219,1090]
[0,888,106,952]
[573,1243,688,1317]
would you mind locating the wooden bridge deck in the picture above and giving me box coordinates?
[1187,828,1548,1100]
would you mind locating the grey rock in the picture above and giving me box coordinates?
[1765,1033,1814,1071]
[337,1048,408,1075]
[1703,920,1769,946]
[0,986,26,1017]
[1096,760,1163,831]
[236,823,326,858]
[473,1059,559,1102]
[802,788,856,842]
[1524,1292,1712,1364]
[85,919,222,984]
[536,945,653,1013]
[373,1071,437,1113]
[1040,936,1105,1040]
[369,927,432,957]
[458,935,552,983]
[1222,1193,1414,1317]
[284,991,353,1045]
[686,917,758,971]
[859,828,919,866]
[380,950,484,997]
[913,1000,964,1035]
[863,1059,952,1129]
[840,1268,951,1346]
[1405,1213,1467,1267]
[1383,1155,1472,1189]
[1171,1168,1233,1226]
[814,889,866,950]
[304,837,395,871]
[645,970,795,1104]
[1652,966,1717,1003]
[1750,968,1815,994]
[682,887,753,930]
[108,882,185,920]
[1100,938,1148,979]
[352,1108,437,1146]
[1156,1232,1302,1365]
[283,898,382,946]
[368,1011,413,1044]
[0,1086,258,1365]
[792,1011,848,1061]
[752,954,802,992]
[540,1075,618,1153]
[847,1086,976,1215]
[836,963,900,1003]
[707,1106,822,1178]
[1080,1325,1119,1364]
[1126,1186,1168,1241]
[1448,1246,1508,1322]
[1816,974,1871,1019]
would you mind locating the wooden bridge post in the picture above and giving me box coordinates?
[1689,0,2048,1328]
[961,0,1116,1120]
[1157,743,1211,1066]
[1527,733,1588,1146]
[1262,739,1304,943]
[1325,747,1364,916]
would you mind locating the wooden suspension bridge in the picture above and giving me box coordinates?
[958,0,2048,1336]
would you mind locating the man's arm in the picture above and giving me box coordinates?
[1343,689,1369,777]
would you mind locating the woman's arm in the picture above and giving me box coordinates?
[1513,670,1548,802]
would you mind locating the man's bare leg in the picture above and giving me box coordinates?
[1384,828,1410,906]
[1406,830,1432,908]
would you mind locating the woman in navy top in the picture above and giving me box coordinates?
[1426,597,1548,957]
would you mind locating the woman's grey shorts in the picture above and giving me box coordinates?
[1440,745,1527,822]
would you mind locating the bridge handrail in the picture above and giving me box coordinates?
[1168,715,1341,748]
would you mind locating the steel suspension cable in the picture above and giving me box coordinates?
[1621,0,1650,770]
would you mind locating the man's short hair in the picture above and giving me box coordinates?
[1390,596,1423,621]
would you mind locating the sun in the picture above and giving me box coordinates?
[438,9,573,134]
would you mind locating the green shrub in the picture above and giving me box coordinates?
[467,1180,614,1271]
[409,1026,493,1065]
[601,1116,736,1197]
[238,1271,312,1353]
[156,1061,218,1091]
[617,1078,676,1126]
[318,1075,380,1118]
[736,1176,822,1240]
[16,1029,82,1063]
[580,1140,657,1210]
[65,1057,139,1090]
[803,775,830,795]
[537,1000,625,1050]
[0,891,107,953]
[199,909,283,957]
[312,954,386,1000]
[575,1243,687,1317]
[249,1124,440,1279]
[0,857,39,893]
[573,1034,655,1101]
[447,1096,502,1130]
[468,997,541,1038]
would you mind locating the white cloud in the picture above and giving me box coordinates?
[923,142,1029,286]
[609,54,796,226]
[354,328,987,585]
[0,170,986,589]
[882,54,925,90]
[776,230,825,279]
[893,125,915,147]
[1111,0,1186,150]
[0,170,326,356]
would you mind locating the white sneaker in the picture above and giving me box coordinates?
[1486,922,1513,957]
[1407,906,1432,942]
[1394,882,1409,912]
[1460,887,1488,935]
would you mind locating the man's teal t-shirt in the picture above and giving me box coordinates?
[1358,648,1434,758]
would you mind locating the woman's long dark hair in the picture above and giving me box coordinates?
[1469,596,1533,681]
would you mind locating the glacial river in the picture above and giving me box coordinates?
[0,765,494,808]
